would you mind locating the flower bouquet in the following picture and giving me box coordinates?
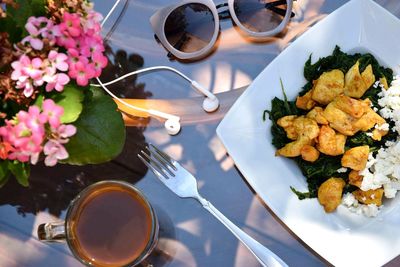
[0,0,125,186]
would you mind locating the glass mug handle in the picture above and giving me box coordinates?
[38,221,66,242]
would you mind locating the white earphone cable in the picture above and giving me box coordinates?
[94,0,219,134]
[101,0,122,27]
[95,76,180,121]
[91,65,192,87]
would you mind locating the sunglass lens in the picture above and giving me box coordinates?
[164,3,215,53]
[233,0,287,33]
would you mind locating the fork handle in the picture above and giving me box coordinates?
[197,197,288,267]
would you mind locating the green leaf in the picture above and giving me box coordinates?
[0,161,11,187]
[4,0,47,41]
[7,0,33,35]
[64,87,126,165]
[30,0,47,16]
[8,161,30,187]
[52,85,84,124]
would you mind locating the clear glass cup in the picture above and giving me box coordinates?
[38,180,159,267]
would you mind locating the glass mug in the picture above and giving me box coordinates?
[38,180,159,267]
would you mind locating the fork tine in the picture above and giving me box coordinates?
[149,144,177,171]
[146,146,176,177]
[138,150,169,180]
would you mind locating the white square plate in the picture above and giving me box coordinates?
[216,0,400,266]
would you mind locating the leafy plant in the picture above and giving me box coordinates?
[0,0,126,187]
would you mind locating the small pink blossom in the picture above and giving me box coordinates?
[57,33,77,49]
[43,123,76,166]
[60,12,82,37]
[69,61,95,86]
[43,140,68,166]
[45,73,70,92]
[42,99,64,128]
[92,52,108,77]
[22,35,44,50]
[48,51,69,72]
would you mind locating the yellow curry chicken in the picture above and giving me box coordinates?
[275,60,389,213]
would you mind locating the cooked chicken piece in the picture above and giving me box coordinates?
[364,98,372,105]
[276,116,320,158]
[331,95,369,118]
[311,69,345,105]
[296,90,316,110]
[306,107,328,125]
[353,188,384,206]
[353,107,386,132]
[361,64,375,89]
[341,145,369,171]
[348,170,363,188]
[276,136,310,157]
[371,128,389,141]
[318,177,346,213]
[344,61,369,98]
[324,103,358,136]
[316,125,347,156]
[301,145,320,162]
[277,115,298,140]
[293,116,320,140]
[380,77,388,89]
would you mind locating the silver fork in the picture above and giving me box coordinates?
[138,144,288,267]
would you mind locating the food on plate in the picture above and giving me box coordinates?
[266,46,399,216]
[311,69,344,105]
[344,61,375,98]
[318,177,346,212]
[316,125,346,156]
[341,145,369,170]
[352,188,384,206]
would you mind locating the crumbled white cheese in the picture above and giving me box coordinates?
[341,193,381,217]
[342,76,400,217]
[366,132,374,137]
[336,167,348,173]
[378,78,400,132]
[375,123,390,131]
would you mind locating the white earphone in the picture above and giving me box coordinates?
[92,0,220,135]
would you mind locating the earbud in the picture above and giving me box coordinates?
[164,119,181,135]
[191,81,219,113]
[93,66,218,136]
[203,96,220,112]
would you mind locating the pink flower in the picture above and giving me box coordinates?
[43,123,76,166]
[45,73,70,92]
[16,79,34,98]
[22,17,58,50]
[92,52,108,77]
[22,35,44,50]
[43,140,68,166]
[42,99,64,128]
[57,33,77,49]
[0,106,47,164]
[11,56,29,82]
[48,51,69,72]
[60,12,82,37]
[25,57,43,80]
[80,36,105,57]
[68,61,95,86]
[21,106,47,136]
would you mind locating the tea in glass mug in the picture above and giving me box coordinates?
[38,180,158,267]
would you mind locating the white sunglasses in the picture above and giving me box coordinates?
[150,0,294,60]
